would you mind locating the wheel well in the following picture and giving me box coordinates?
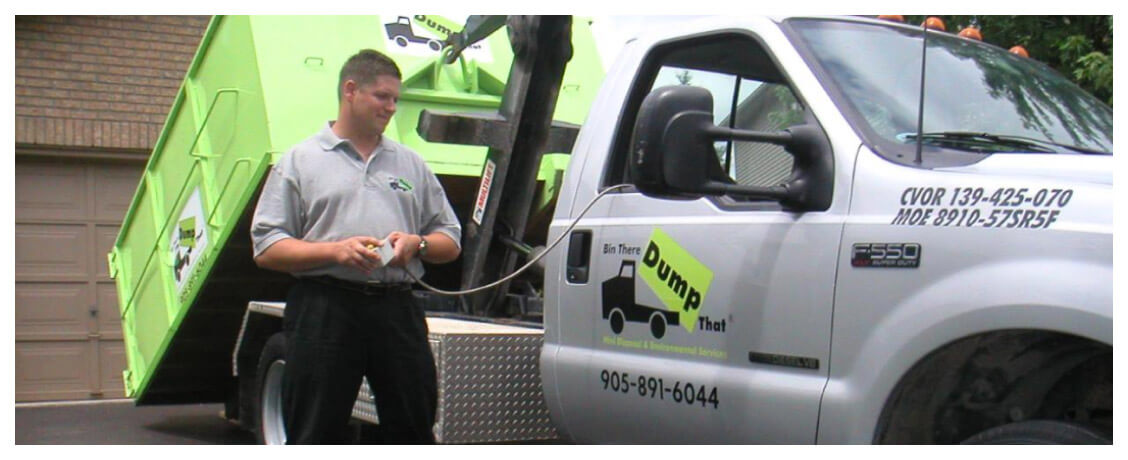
[874,330,1112,444]
[229,313,282,430]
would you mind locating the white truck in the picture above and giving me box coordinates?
[128,15,1114,444]
[535,15,1112,444]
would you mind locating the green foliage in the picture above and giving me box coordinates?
[903,16,1112,106]
[676,69,693,85]
[1075,52,1113,105]
[766,85,804,128]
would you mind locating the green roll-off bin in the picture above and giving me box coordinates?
[107,15,603,403]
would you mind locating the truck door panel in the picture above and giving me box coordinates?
[541,224,602,438]
[562,30,841,443]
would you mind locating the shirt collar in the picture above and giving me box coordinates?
[317,121,391,156]
[316,121,348,151]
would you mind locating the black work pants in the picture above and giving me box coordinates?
[281,278,437,444]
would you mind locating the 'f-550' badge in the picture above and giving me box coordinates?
[851,242,922,268]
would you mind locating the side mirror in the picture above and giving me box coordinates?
[628,86,710,199]
[628,85,833,211]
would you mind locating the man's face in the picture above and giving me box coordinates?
[345,75,400,135]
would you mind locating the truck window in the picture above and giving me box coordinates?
[785,18,1112,161]
[724,81,803,188]
[609,33,807,191]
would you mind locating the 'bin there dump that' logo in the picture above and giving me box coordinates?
[639,228,713,332]
[171,189,209,294]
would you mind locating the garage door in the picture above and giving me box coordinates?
[15,156,144,402]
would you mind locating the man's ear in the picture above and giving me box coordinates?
[341,79,357,102]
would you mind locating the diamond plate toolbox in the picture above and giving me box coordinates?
[352,316,558,443]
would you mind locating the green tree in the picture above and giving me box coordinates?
[905,16,1112,106]
[675,69,693,85]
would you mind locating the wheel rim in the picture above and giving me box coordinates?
[260,359,287,445]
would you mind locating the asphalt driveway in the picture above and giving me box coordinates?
[15,400,254,445]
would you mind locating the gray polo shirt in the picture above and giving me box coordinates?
[251,122,461,283]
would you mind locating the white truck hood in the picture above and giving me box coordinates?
[937,154,1113,186]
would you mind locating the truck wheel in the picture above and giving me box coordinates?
[649,312,667,339]
[394,36,409,47]
[427,39,442,51]
[609,309,625,334]
[961,420,1110,444]
[255,333,287,445]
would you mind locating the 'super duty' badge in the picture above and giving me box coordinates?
[852,243,922,268]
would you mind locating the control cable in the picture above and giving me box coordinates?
[406,184,631,296]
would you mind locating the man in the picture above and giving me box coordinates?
[250,49,461,444]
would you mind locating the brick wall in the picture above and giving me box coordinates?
[15,16,211,151]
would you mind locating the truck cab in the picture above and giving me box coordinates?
[541,16,1111,444]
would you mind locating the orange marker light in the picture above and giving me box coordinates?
[878,15,905,23]
[958,27,982,40]
[1009,45,1030,58]
[922,17,946,31]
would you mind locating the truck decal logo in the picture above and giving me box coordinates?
[380,15,492,62]
[388,176,414,192]
[599,233,724,341]
[384,16,444,51]
[639,228,712,332]
[602,260,679,339]
[598,230,721,340]
[173,217,198,282]
[171,188,209,296]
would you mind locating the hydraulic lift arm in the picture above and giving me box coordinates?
[418,16,579,317]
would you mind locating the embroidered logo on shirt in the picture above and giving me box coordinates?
[388,176,414,192]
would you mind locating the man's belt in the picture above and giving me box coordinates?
[306,276,412,296]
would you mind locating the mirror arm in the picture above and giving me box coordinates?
[702,125,793,146]
[698,125,794,200]
[703,180,790,200]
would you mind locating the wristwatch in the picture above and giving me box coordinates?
[417,236,428,258]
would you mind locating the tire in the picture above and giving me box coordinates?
[394,36,408,48]
[961,420,1110,445]
[609,309,625,334]
[649,312,667,339]
[427,39,442,51]
[255,333,287,445]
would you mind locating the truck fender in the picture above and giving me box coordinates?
[230,303,284,430]
[817,259,1111,443]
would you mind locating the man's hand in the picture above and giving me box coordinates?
[254,235,389,274]
[384,232,422,268]
[332,236,385,273]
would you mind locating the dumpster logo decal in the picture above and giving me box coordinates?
[600,228,714,340]
[384,15,444,52]
[388,176,414,192]
[381,15,492,62]
[638,228,713,333]
[172,189,208,295]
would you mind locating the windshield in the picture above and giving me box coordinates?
[786,18,1112,158]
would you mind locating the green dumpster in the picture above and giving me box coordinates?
[107,15,603,403]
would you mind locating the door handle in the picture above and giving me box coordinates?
[566,230,592,284]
